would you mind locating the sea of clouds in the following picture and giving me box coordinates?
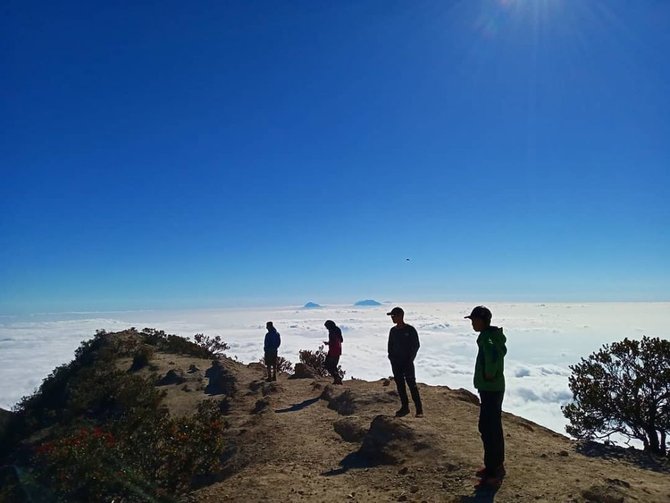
[1,302,668,439]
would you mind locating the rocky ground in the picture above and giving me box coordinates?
[131,351,670,503]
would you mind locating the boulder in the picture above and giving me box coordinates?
[451,388,480,405]
[321,386,396,416]
[358,415,436,465]
[334,417,368,443]
[157,369,186,385]
[205,360,237,395]
[290,363,316,379]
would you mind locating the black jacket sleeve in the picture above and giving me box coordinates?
[409,326,420,360]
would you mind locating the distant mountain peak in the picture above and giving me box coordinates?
[354,299,382,307]
[303,302,321,309]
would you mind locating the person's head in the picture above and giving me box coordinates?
[387,306,405,325]
[465,306,492,332]
[324,320,336,330]
[266,321,274,330]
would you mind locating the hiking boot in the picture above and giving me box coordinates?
[395,407,410,417]
[415,411,424,418]
[474,475,503,490]
[476,465,505,479]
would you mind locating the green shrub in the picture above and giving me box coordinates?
[4,330,230,501]
[130,345,155,371]
[298,345,345,380]
[140,329,229,359]
[258,355,294,374]
[562,336,670,455]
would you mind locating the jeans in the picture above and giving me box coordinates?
[391,359,422,412]
[478,390,505,474]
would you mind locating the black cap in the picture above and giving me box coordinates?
[386,306,404,316]
[465,306,492,321]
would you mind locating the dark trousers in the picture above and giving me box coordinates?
[391,359,422,412]
[478,390,505,474]
[324,355,341,382]
[265,351,278,377]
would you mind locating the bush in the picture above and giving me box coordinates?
[193,333,230,357]
[259,355,294,374]
[562,336,670,455]
[4,330,230,501]
[34,400,227,500]
[130,345,155,371]
[298,345,345,380]
[139,328,229,359]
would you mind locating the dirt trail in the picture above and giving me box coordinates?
[147,354,669,502]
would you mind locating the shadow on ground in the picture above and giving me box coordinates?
[458,485,500,502]
[275,396,321,413]
[577,441,669,473]
[320,451,378,476]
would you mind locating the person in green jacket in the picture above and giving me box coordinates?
[466,305,507,488]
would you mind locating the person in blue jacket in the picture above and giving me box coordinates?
[264,321,281,382]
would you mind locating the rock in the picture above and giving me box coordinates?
[558,450,569,457]
[581,485,625,503]
[605,479,631,489]
[247,362,266,373]
[321,386,396,416]
[261,382,281,396]
[205,360,237,395]
[451,388,479,405]
[358,415,437,465]
[398,467,409,475]
[157,369,186,385]
[187,364,200,373]
[290,363,316,379]
[334,418,368,443]
[252,398,272,414]
[382,379,391,386]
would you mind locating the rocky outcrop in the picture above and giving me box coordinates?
[157,369,187,385]
[205,360,236,396]
[320,385,396,416]
[290,363,316,379]
[358,415,438,465]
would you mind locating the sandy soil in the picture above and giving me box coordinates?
[140,353,669,503]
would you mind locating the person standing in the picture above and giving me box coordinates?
[323,320,343,385]
[387,307,423,417]
[264,321,281,382]
[465,306,507,488]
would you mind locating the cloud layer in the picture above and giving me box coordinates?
[1,302,668,438]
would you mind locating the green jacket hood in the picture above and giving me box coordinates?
[480,326,507,352]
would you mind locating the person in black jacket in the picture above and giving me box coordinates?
[387,307,423,417]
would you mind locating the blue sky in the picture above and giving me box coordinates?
[1,0,669,313]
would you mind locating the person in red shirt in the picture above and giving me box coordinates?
[323,320,343,385]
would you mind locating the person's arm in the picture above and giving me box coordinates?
[482,338,500,379]
[388,329,394,360]
[409,326,420,360]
